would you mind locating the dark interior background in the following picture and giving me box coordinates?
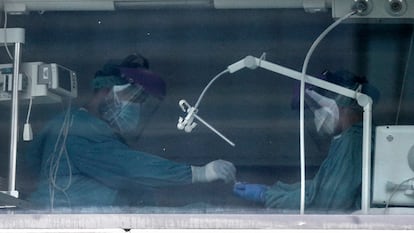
[0,8,413,208]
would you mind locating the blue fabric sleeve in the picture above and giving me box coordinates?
[66,110,193,189]
[67,136,193,189]
[26,109,193,207]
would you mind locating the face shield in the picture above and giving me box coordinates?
[293,70,380,136]
[94,54,166,139]
[100,83,162,138]
[305,89,339,136]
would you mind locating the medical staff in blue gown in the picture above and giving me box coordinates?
[24,54,236,209]
[233,70,379,212]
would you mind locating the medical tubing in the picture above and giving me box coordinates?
[299,10,356,214]
[51,116,72,191]
[25,97,33,123]
[48,100,73,209]
[55,110,72,189]
[49,108,68,208]
[395,28,414,125]
[194,69,229,109]
[49,112,72,208]
[2,10,14,61]
[384,177,414,213]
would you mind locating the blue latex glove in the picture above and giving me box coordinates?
[233,182,269,204]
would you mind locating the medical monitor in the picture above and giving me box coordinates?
[372,125,414,207]
[38,63,78,98]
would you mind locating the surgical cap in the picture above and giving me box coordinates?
[92,54,166,100]
[322,70,380,109]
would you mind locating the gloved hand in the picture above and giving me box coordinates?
[191,159,236,183]
[233,182,269,203]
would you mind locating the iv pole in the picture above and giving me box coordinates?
[0,28,25,198]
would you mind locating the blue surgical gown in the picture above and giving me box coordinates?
[24,108,192,208]
[264,123,365,212]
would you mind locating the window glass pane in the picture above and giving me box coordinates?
[0,4,413,228]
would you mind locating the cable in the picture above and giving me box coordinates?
[49,112,72,210]
[51,103,73,207]
[298,10,357,214]
[48,99,73,211]
[177,69,235,146]
[2,10,14,61]
[25,97,33,124]
[194,69,229,109]
[394,27,414,125]
[23,97,34,141]
[384,177,414,213]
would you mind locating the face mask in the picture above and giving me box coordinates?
[313,106,338,135]
[305,89,339,135]
[100,83,161,139]
[101,95,141,136]
[113,101,141,135]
